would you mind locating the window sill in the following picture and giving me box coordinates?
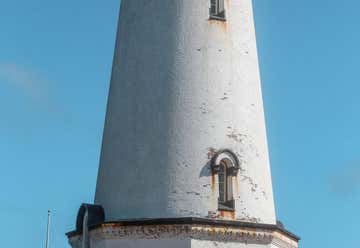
[209,15,226,22]
[218,205,235,212]
[218,199,235,211]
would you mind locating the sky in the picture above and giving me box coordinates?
[0,0,359,247]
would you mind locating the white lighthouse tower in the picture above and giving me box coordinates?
[67,0,299,247]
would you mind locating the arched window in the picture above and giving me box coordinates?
[210,0,226,20]
[211,150,240,210]
[219,160,233,204]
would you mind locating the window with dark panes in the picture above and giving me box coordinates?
[218,162,226,203]
[218,160,234,210]
[210,150,239,211]
[210,0,225,20]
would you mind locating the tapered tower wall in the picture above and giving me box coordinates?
[95,0,276,224]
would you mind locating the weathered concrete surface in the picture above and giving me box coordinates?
[68,224,298,248]
[95,0,276,224]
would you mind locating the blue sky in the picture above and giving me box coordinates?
[0,0,359,247]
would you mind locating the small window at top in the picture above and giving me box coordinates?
[210,0,226,21]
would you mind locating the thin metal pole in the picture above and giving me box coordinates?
[45,210,51,248]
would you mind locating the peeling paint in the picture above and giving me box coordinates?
[200,103,208,114]
[186,191,201,196]
[226,131,247,143]
[241,176,257,190]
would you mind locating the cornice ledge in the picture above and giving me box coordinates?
[69,223,297,247]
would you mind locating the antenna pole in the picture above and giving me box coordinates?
[45,210,51,248]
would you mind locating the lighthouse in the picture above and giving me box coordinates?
[67,0,299,247]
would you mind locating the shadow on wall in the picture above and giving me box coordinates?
[199,161,212,178]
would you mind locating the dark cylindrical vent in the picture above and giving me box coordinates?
[76,204,105,232]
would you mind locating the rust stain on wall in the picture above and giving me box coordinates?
[219,210,235,220]
[208,18,228,32]
[233,176,239,196]
[211,174,216,192]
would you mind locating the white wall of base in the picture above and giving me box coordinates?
[92,238,190,248]
[192,239,270,248]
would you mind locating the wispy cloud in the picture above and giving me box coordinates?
[0,62,65,117]
[0,62,50,101]
[329,161,360,195]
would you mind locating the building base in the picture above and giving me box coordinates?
[67,218,299,248]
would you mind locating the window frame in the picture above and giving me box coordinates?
[209,0,226,21]
[210,149,240,211]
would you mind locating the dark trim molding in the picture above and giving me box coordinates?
[210,149,240,174]
[66,217,300,241]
